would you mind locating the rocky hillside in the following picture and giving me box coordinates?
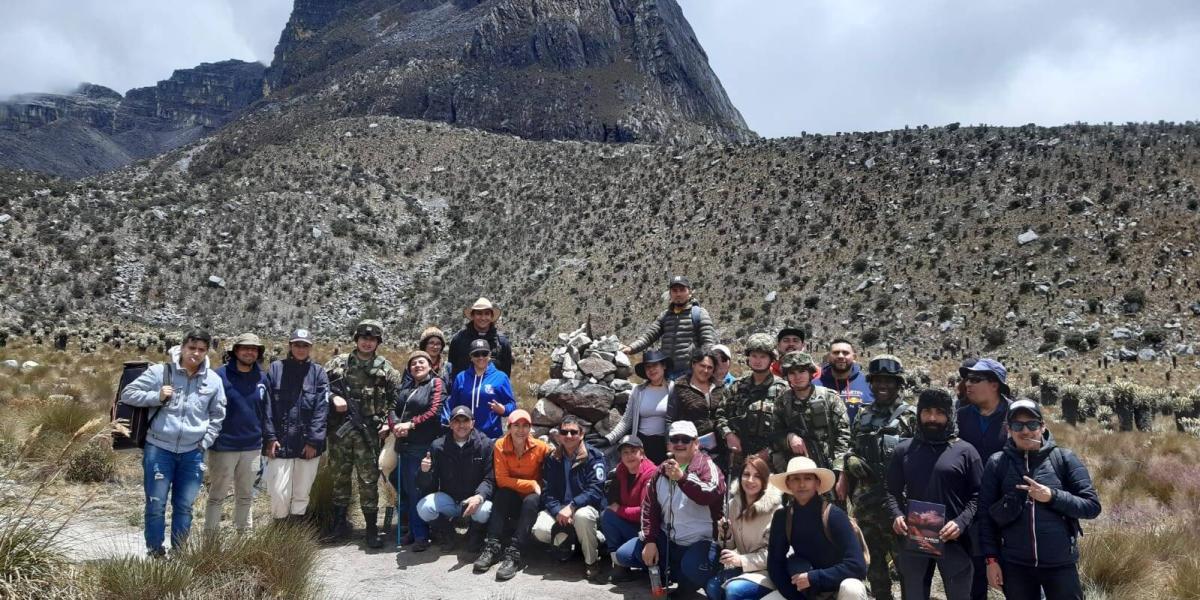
[1,0,751,179]
[1,120,1198,378]
[0,61,266,178]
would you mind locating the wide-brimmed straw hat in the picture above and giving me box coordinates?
[769,456,836,495]
[464,297,501,320]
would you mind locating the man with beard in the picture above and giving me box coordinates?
[819,338,874,425]
[840,355,919,600]
[769,325,808,378]
[886,388,982,600]
[622,276,718,380]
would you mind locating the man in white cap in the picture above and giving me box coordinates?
[263,328,330,522]
[614,420,726,597]
[449,297,514,378]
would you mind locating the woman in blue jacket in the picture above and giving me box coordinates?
[443,339,515,439]
[979,400,1100,600]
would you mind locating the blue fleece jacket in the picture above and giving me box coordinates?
[212,359,267,451]
[542,443,607,516]
[443,363,515,439]
[818,363,874,424]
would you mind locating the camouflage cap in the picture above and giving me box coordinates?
[866,354,904,379]
[745,333,777,359]
[780,351,818,374]
[353,319,384,341]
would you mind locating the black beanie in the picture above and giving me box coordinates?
[918,388,954,416]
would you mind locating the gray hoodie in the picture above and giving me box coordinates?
[120,346,227,453]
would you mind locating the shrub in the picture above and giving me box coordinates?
[1123,288,1147,306]
[66,440,116,483]
[1043,328,1062,343]
[1141,327,1167,345]
[983,327,1008,347]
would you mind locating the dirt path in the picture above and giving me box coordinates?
[62,514,655,600]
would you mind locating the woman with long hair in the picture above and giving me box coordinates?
[708,455,784,600]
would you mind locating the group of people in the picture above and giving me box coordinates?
[117,278,1103,599]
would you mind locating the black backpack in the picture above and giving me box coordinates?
[111,361,171,451]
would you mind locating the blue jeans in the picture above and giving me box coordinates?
[600,508,640,555]
[142,444,205,552]
[616,531,718,593]
[399,444,430,541]
[416,492,493,524]
[705,569,772,600]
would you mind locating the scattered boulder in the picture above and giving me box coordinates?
[19,360,39,373]
[1,359,18,370]
[1017,229,1040,245]
[207,275,227,288]
[531,398,564,427]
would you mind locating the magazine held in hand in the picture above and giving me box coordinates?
[906,500,946,557]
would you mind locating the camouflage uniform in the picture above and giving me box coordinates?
[771,376,850,475]
[715,335,788,473]
[325,346,400,514]
[845,386,917,600]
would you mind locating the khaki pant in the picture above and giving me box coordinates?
[265,456,321,519]
[532,505,603,565]
[204,449,259,532]
[762,578,868,600]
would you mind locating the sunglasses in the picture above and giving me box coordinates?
[964,374,993,384]
[1009,421,1042,432]
[559,429,582,437]
[716,356,730,363]
[668,436,694,445]
[470,351,491,358]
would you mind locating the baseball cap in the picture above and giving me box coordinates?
[289,329,314,345]
[712,344,732,360]
[507,409,532,425]
[1008,399,1043,422]
[668,420,699,439]
[450,405,474,421]
[669,275,691,288]
[469,339,491,355]
[616,434,644,450]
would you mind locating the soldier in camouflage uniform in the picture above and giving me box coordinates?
[715,333,788,475]
[771,351,850,485]
[838,355,917,600]
[324,320,401,548]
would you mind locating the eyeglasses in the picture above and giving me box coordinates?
[559,429,582,437]
[470,351,491,358]
[1009,421,1042,432]
[964,374,993,384]
[668,436,694,445]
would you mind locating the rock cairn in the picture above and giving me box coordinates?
[531,324,636,441]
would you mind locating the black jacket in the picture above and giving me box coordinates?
[263,359,330,458]
[979,431,1101,567]
[389,376,446,449]
[886,416,983,543]
[415,428,496,502]
[449,325,513,378]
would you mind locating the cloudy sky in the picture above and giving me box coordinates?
[2,0,1197,137]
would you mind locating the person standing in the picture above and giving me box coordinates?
[599,350,674,463]
[818,338,873,425]
[120,330,226,557]
[707,455,784,600]
[443,339,516,439]
[667,346,722,456]
[886,388,983,600]
[716,334,788,474]
[616,421,726,597]
[979,400,1101,600]
[771,351,849,484]
[388,350,447,550]
[622,276,718,380]
[713,344,737,387]
[206,333,269,534]
[449,298,513,378]
[839,355,918,600]
[402,326,454,389]
[263,329,329,523]
[324,319,401,548]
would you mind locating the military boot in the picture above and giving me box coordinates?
[363,510,383,549]
[473,537,502,573]
[496,545,523,581]
[322,506,351,542]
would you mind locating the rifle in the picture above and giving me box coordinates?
[330,374,375,448]
[791,404,829,472]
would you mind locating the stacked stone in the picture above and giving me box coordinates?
[531,324,635,441]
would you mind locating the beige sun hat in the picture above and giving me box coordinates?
[464,297,501,320]
[769,456,836,495]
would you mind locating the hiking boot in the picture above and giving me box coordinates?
[147,547,167,560]
[586,562,604,584]
[609,564,638,583]
[322,505,351,542]
[413,538,431,552]
[382,506,394,540]
[363,510,383,549]
[496,546,523,581]
[473,538,502,573]
[465,523,486,554]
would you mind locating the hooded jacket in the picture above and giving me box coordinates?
[444,363,515,439]
[818,362,874,424]
[212,358,268,452]
[264,357,330,458]
[607,457,658,523]
[885,409,983,541]
[449,324,513,378]
[979,430,1101,567]
[627,299,717,373]
[721,479,784,590]
[120,346,227,453]
[416,427,496,502]
[542,442,607,516]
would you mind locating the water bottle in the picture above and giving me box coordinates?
[648,565,666,597]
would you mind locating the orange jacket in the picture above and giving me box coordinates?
[494,434,549,496]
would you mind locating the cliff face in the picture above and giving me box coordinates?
[0,61,265,178]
